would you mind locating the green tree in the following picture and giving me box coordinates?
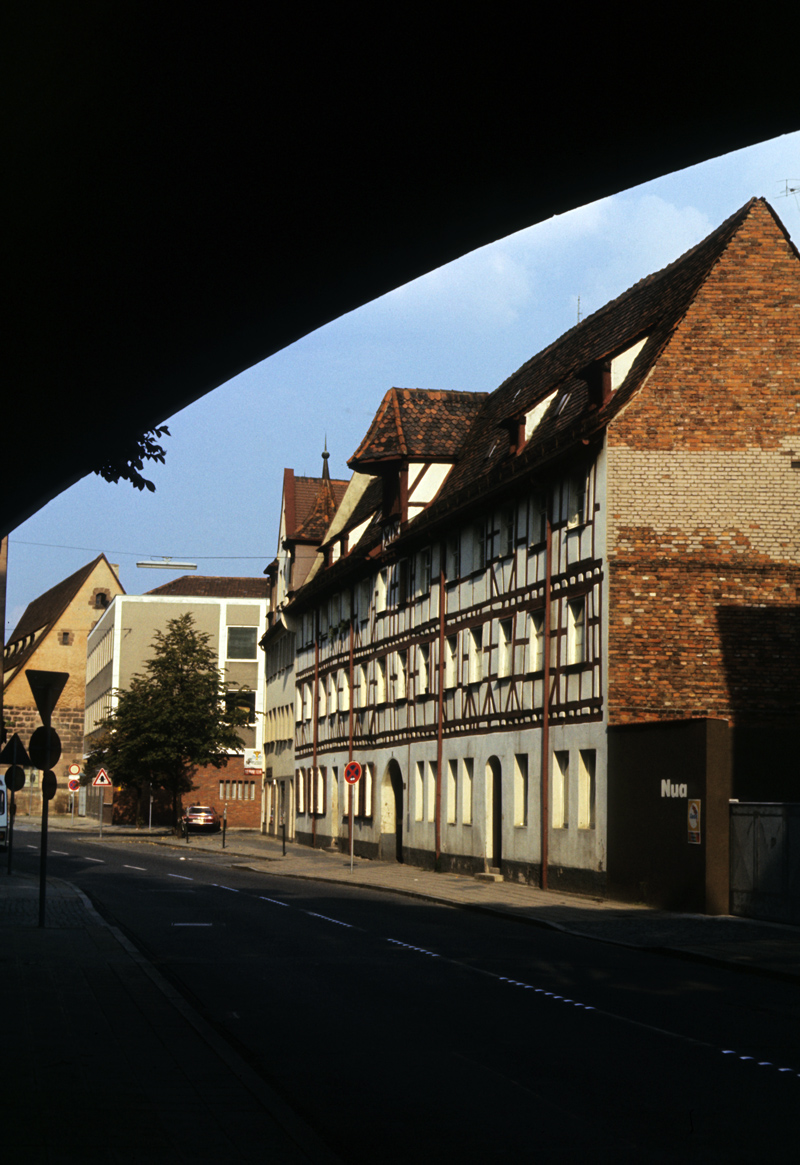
[86,614,251,829]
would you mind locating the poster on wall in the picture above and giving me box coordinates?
[688,799,701,844]
[244,748,263,776]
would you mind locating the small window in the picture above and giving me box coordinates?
[225,690,256,724]
[227,626,258,660]
[417,548,432,595]
[94,591,110,610]
[468,626,483,685]
[446,534,460,581]
[418,642,431,696]
[528,611,544,672]
[567,599,586,666]
[444,635,458,689]
[498,618,513,678]
[578,749,596,829]
[553,751,569,829]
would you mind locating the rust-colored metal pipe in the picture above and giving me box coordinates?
[540,507,552,890]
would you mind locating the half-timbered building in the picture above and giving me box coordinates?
[286,199,800,905]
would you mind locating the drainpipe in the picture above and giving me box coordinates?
[312,609,320,848]
[540,506,552,890]
[436,544,445,868]
[348,587,354,856]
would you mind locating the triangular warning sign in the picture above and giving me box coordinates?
[25,670,69,723]
[92,768,113,787]
[0,732,31,767]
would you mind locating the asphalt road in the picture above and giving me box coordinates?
[15,827,800,1162]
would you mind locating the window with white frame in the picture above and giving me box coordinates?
[553,750,569,829]
[355,663,367,708]
[528,610,544,672]
[472,521,486,572]
[358,578,371,622]
[375,569,387,613]
[528,490,547,546]
[498,618,513,678]
[376,656,387,704]
[303,682,313,722]
[566,471,587,529]
[514,753,528,826]
[468,626,483,685]
[462,758,473,825]
[567,598,586,666]
[446,533,460,581]
[326,671,337,715]
[417,547,431,595]
[418,642,431,696]
[338,668,350,712]
[415,761,424,821]
[393,650,407,701]
[296,768,305,814]
[446,759,457,824]
[426,761,437,823]
[578,749,596,829]
[500,505,515,557]
[444,635,458,689]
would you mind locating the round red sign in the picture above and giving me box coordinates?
[344,761,362,785]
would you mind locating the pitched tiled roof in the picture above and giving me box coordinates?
[435,197,773,508]
[289,473,349,540]
[3,554,122,684]
[349,388,487,470]
[145,576,269,598]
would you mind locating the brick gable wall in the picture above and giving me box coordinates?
[606,202,800,726]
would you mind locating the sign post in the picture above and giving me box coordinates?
[1,733,30,875]
[26,669,68,928]
[92,768,112,837]
[344,761,362,874]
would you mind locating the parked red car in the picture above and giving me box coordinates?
[182,804,221,832]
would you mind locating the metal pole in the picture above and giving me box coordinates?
[99,787,104,838]
[282,818,286,856]
[222,804,227,849]
[349,784,354,874]
[38,712,52,928]
[149,793,153,832]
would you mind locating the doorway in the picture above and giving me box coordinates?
[486,756,502,869]
[380,760,404,862]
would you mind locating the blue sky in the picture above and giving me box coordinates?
[5,132,800,637]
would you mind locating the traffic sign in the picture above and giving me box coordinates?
[68,763,81,776]
[68,778,81,792]
[25,670,69,723]
[0,733,30,767]
[29,726,62,771]
[4,765,25,792]
[344,761,362,785]
[42,771,58,801]
[92,769,113,787]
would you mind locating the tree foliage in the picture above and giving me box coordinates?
[86,614,251,827]
[94,425,170,492]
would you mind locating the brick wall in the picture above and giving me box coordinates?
[607,201,800,727]
[190,755,263,828]
[4,703,88,814]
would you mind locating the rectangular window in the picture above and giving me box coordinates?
[553,751,569,829]
[446,533,460,581]
[225,690,256,724]
[375,569,387,614]
[296,770,305,814]
[418,642,430,696]
[415,761,424,821]
[376,656,387,704]
[578,749,596,829]
[461,758,473,825]
[327,671,337,715]
[393,650,407,701]
[359,578,371,622]
[567,598,586,665]
[567,472,586,528]
[444,635,458,689]
[427,761,437,823]
[396,560,409,607]
[303,682,313,722]
[514,753,528,826]
[339,668,350,712]
[318,602,329,639]
[468,626,483,685]
[446,759,457,824]
[355,663,367,708]
[498,618,513,678]
[500,505,515,557]
[472,521,486,572]
[528,611,544,672]
[227,626,258,659]
[417,547,432,595]
[528,490,547,545]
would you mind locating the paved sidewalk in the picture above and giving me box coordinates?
[1,863,340,1164]
[17,813,800,983]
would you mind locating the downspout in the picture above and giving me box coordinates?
[436,544,445,869]
[348,586,354,856]
[540,506,552,890]
[312,609,319,848]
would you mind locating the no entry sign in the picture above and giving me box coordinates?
[344,761,362,785]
